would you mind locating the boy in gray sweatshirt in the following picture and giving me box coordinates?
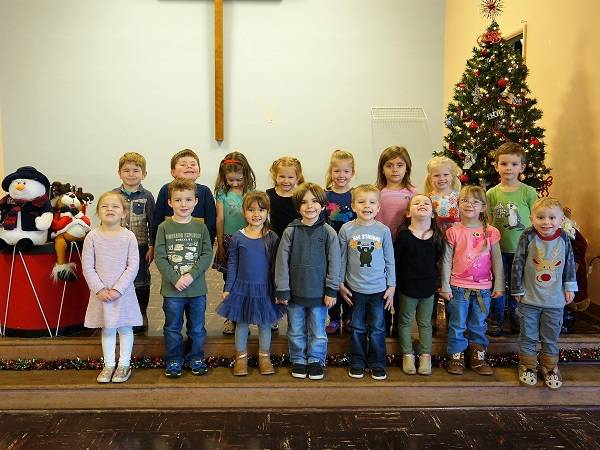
[275,183,341,380]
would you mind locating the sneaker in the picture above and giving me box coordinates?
[342,319,352,335]
[190,359,208,376]
[371,368,387,381]
[222,319,236,335]
[308,362,324,380]
[291,363,308,379]
[164,361,182,378]
[96,366,115,383]
[111,366,131,383]
[348,367,364,379]
[325,320,340,335]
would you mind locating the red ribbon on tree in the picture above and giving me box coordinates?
[477,30,502,46]
[539,175,553,197]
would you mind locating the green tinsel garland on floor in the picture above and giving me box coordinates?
[1,348,599,371]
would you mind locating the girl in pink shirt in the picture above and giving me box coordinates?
[374,146,416,336]
[439,185,504,376]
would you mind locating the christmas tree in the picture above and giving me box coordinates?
[437,2,551,194]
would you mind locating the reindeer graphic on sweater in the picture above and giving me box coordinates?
[532,244,562,287]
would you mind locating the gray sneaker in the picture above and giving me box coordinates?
[96,366,115,383]
[111,366,131,383]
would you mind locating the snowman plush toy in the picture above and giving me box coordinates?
[0,166,53,251]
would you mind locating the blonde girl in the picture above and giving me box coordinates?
[217,191,283,376]
[82,192,142,384]
[213,151,256,334]
[374,146,416,337]
[266,156,304,239]
[425,156,462,232]
[439,185,504,377]
[323,149,356,335]
[395,194,444,376]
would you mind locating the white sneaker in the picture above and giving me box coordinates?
[97,366,115,383]
[111,366,131,383]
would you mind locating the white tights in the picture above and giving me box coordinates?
[101,327,134,368]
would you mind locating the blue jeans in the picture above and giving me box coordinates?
[235,322,272,353]
[489,253,518,329]
[349,290,386,369]
[517,303,563,356]
[163,296,207,365]
[287,302,328,365]
[447,286,491,354]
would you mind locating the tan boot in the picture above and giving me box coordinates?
[540,354,562,389]
[447,352,464,375]
[518,353,538,386]
[258,352,275,375]
[468,344,493,376]
[233,351,248,376]
[402,354,416,375]
[417,353,432,376]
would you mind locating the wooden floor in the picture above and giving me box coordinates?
[2,408,600,449]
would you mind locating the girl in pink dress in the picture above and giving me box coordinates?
[82,192,142,384]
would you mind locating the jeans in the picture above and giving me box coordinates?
[163,296,207,365]
[517,303,563,356]
[447,286,491,354]
[287,302,328,365]
[348,290,386,369]
[101,327,134,367]
[398,293,434,355]
[489,253,517,329]
[235,322,272,353]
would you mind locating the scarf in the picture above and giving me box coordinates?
[0,194,49,230]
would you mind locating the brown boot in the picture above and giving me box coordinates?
[258,352,275,375]
[447,352,464,375]
[233,351,248,376]
[468,344,493,376]
[540,354,562,389]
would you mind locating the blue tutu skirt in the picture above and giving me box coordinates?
[217,279,285,326]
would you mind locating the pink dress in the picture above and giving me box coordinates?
[374,186,416,240]
[82,228,142,328]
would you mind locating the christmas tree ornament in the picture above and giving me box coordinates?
[459,174,470,184]
[480,0,504,20]
[469,120,479,130]
[529,137,540,146]
[446,117,455,127]
[497,78,508,88]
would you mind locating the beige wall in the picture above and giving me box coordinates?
[445,0,600,297]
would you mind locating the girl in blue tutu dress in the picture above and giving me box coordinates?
[217,191,283,376]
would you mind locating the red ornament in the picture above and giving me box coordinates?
[529,137,540,146]
[460,174,470,184]
[481,48,489,56]
[457,83,466,89]
[469,120,479,130]
[497,78,508,88]
[474,70,481,77]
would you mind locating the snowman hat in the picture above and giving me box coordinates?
[2,166,51,193]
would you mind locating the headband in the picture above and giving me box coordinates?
[222,159,240,165]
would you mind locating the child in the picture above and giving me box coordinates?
[425,156,462,232]
[275,182,341,380]
[486,142,537,336]
[212,152,256,335]
[216,191,283,376]
[266,156,304,239]
[339,184,395,381]
[440,185,504,376]
[511,198,577,389]
[150,149,216,258]
[374,146,416,337]
[323,149,357,336]
[395,194,444,376]
[112,152,155,334]
[424,156,462,332]
[82,192,142,383]
[154,179,213,378]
